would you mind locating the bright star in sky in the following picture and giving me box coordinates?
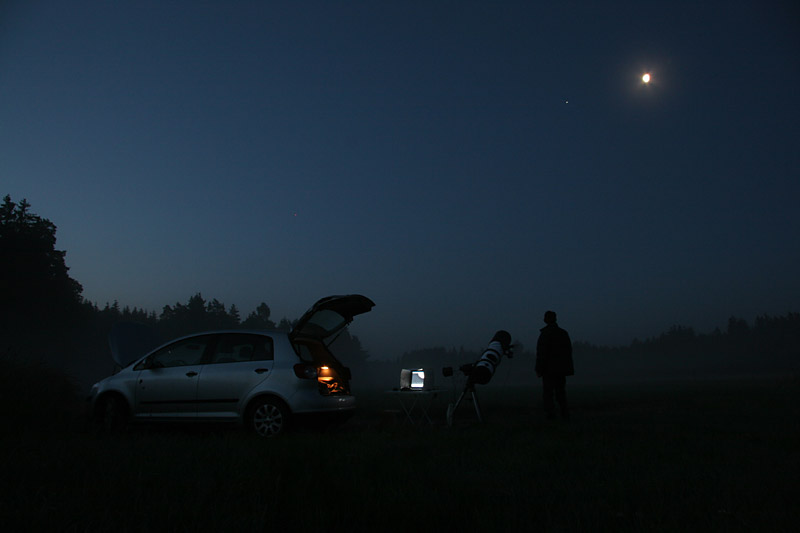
[642,73,651,83]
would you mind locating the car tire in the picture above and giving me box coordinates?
[95,394,129,433]
[247,398,289,437]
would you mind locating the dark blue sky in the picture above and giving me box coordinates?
[2,1,798,358]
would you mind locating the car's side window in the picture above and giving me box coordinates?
[149,337,210,368]
[210,334,274,364]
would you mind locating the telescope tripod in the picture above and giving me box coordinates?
[446,382,483,427]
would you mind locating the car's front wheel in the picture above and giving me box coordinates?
[247,398,289,437]
[95,394,129,433]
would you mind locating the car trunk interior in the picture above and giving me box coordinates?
[293,337,351,395]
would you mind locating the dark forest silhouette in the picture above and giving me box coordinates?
[396,315,800,385]
[2,194,799,388]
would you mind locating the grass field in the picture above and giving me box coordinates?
[1,363,798,532]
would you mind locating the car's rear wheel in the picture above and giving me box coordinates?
[248,398,289,437]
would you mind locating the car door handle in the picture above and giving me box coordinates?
[255,368,269,374]
[186,371,198,377]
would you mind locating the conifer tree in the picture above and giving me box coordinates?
[1,196,83,320]
[1,195,85,355]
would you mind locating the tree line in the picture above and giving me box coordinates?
[2,194,799,388]
[0,195,368,387]
[397,315,800,385]
[92,294,369,368]
[571,314,800,382]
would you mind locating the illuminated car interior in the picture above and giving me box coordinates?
[293,338,351,395]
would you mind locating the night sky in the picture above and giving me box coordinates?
[2,1,798,359]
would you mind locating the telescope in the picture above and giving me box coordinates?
[445,330,513,426]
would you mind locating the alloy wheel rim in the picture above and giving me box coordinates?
[253,404,283,436]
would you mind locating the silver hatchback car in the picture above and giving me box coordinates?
[89,294,374,436]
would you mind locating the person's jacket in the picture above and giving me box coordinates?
[535,324,574,376]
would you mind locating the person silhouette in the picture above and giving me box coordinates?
[535,311,574,420]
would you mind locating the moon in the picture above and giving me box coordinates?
[642,73,651,83]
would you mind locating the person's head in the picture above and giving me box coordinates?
[492,330,512,350]
[544,311,557,325]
